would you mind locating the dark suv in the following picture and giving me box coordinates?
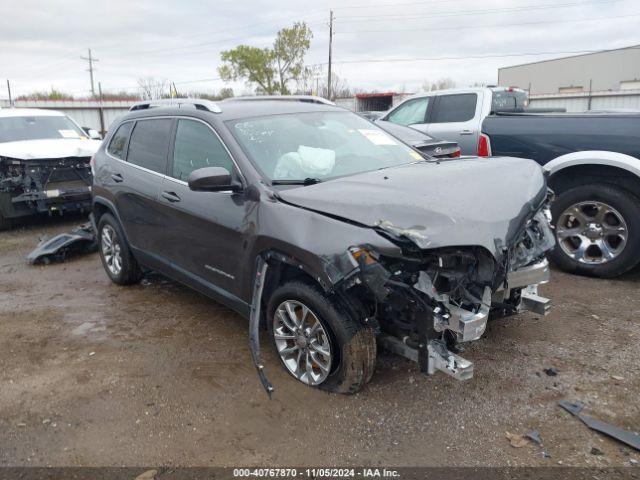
[92,97,554,395]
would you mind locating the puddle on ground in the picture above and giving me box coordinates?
[65,312,107,338]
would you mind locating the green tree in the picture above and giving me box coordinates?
[218,22,312,95]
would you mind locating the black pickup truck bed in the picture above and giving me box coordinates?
[483,112,640,165]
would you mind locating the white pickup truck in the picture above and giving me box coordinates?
[380,86,528,155]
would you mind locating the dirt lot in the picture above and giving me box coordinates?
[0,216,638,468]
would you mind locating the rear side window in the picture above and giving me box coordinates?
[126,119,173,173]
[431,94,477,123]
[171,120,234,181]
[107,122,132,159]
[386,97,429,126]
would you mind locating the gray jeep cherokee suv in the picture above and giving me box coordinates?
[92,97,554,395]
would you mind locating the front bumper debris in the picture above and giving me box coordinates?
[363,207,555,383]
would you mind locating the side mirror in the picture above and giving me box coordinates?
[83,127,102,140]
[187,166,240,192]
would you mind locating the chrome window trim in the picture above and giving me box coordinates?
[105,115,242,195]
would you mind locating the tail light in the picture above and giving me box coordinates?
[477,134,491,157]
[450,148,461,158]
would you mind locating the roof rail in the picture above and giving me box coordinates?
[129,98,222,113]
[226,95,335,106]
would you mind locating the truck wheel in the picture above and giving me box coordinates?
[267,281,376,394]
[550,184,640,277]
[97,213,142,285]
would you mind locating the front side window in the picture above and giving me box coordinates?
[171,120,234,181]
[431,94,477,123]
[107,122,132,160]
[385,98,429,126]
[0,115,86,143]
[229,111,422,182]
[126,119,173,173]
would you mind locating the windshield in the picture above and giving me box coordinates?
[0,115,86,143]
[228,111,423,182]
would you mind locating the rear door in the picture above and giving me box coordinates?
[155,118,248,299]
[427,93,481,155]
[114,117,173,259]
[382,96,431,133]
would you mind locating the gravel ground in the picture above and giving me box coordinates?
[0,216,638,467]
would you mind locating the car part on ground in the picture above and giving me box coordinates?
[0,109,101,228]
[559,400,640,451]
[27,221,97,265]
[92,98,555,395]
[375,120,461,159]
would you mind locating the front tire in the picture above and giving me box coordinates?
[267,281,376,394]
[549,184,640,277]
[97,213,142,285]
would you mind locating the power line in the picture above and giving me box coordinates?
[104,18,327,59]
[334,0,619,22]
[331,0,466,9]
[336,12,640,34]
[330,47,640,65]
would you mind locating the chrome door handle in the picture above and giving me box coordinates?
[460,130,475,135]
[111,173,124,183]
[161,191,181,203]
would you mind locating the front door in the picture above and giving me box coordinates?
[383,96,431,133]
[155,118,248,299]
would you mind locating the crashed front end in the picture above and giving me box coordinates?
[341,202,555,381]
[0,156,92,219]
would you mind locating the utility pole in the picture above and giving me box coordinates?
[98,82,105,137]
[327,10,334,100]
[6,79,12,107]
[81,48,99,96]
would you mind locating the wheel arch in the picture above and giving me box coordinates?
[258,250,334,310]
[92,197,132,245]
[546,151,640,197]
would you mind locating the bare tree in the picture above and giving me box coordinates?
[296,68,353,100]
[421,77,456,92]
[137,77,169,100]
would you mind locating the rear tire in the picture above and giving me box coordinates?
[549,184,640,278]
[267,281,376,394]
[97,213,142,285]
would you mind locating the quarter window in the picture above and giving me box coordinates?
[431,94,477,123]
[386,98,429,126]
[107,122,132,160]
[126,119,173,173]
[171,120,234,182]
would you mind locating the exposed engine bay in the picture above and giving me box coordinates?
[0,156,92,221]
[337,203,555,382]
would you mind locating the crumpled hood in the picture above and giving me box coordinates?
[0,138,102,160]
[277,157,547,257]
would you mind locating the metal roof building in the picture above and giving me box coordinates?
[498,45,640,95]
